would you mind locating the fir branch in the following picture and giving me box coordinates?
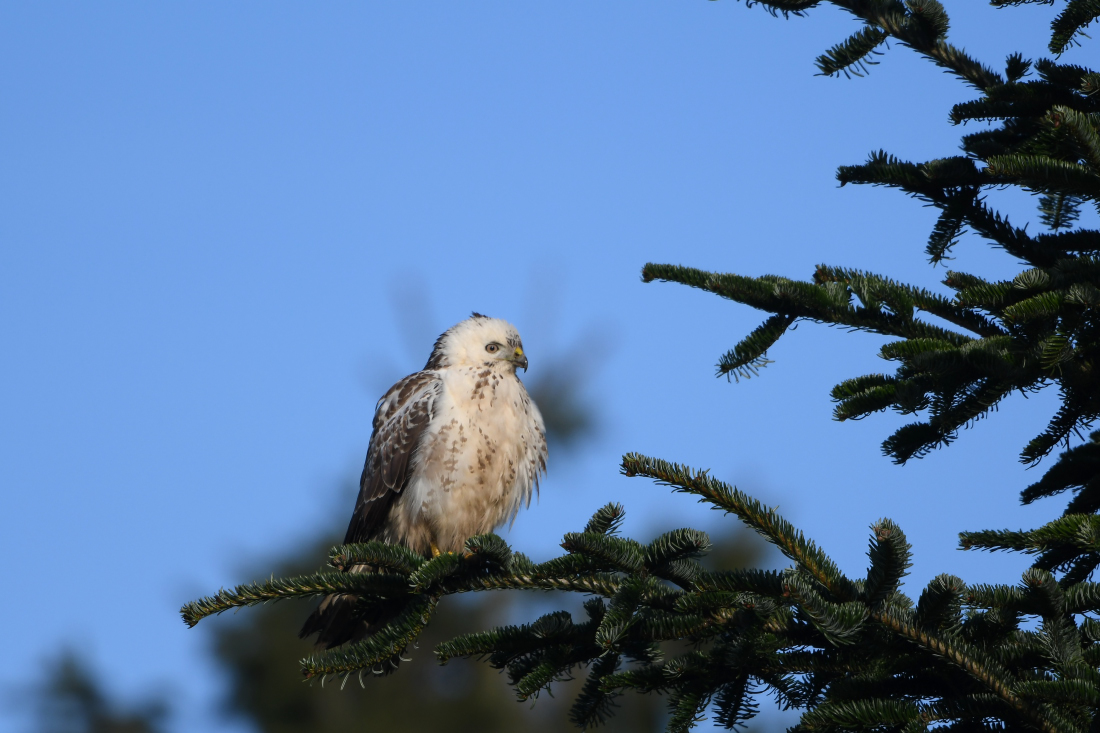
[739,0,821,18]
[1020,430,1100,505]
[716,313,796,381]
[449,570,623,597]
[595,577,646,652]
[868,608,1055,733]
[915,574,966,632]
[561,532,647,574]
[815,264,1004,337]
[436,609,593,665]
[1050,0,1100,54]
[863,519,913,609]
[1083,71,1100,95]
[180,571,409,627]
[408,551,466,592]
[800,698,921,729]
[513,655,576,700]
[1017,678,1100,706]
[673,589,754,616]
[622,453,859,600]
[1039,193,1083,231]
[642,263,975,346]
[815,26,888,78]
[645,528,712,567]
[650,557,706,589]
[831,374,902,421]
[569,653,622,729]
[714,674,759,730]
[955,198,1055,267]
[533,552,618,577]
[1049,105,1100,172]
[463,533,513,568]
[1006,52,1033,84]
[635,608,715,641]
[301,594,438,679]
[1034,57,1085,81]
[784,572,868,646]
[830,0,1003,91]
[696,568,787,596]
[985,154,1100,200]
[328,541,425,573]
[927,196,970,264]
[1066,582,1100,613]
[1023,397,1093,464]
[666,688,710,733]
[906,0,950,40]
[584,502,627,535]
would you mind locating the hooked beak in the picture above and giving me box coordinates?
[511,346,528,372]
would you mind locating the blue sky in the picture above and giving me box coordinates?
[0,2,1089,731]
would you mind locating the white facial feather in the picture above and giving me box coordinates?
[429,315,523,369]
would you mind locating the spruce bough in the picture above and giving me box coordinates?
[183,1,1100,730]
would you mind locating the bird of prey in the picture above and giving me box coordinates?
[301,313,548,648]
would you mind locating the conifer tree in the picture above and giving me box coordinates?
[183,1,1100,730]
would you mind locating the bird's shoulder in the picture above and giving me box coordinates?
[372,370,444,430]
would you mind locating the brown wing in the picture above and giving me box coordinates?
[344,371,442,544]
[300,370,442,649]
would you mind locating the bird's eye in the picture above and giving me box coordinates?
[486,343,500,353]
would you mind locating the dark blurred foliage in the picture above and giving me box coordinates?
[526,352,596,452]
[206,526,773,733]
[25,650,167,733]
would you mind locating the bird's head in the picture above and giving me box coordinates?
[425,313,528,372]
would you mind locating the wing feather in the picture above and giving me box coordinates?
[344,371,441,544]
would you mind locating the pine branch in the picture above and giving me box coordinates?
[301,594,439,680]
[621,453,859,600]
[180,571,409,627]
[1049,105,1100,172]
[1050,0,1100,54]
[915,574,966,632]
[642,262,975,344]
[863,519,912,609]
[1020,430,1100,505]
[561,532,646,574]
[585,502,627,535]
[716,313,796,381]
[784,572,868,646]
[800,698,921,729]
[815,26,887,78]
[569,653,622,729]
[825,0,1002,91]
[986,154,1100,200]
[328,541,425,573]
[436,609,594,666]
[927,194,972,264]
[868,608,1056,733]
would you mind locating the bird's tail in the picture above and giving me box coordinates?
[299,567,406,651]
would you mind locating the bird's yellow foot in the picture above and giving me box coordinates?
[430,542,442,558]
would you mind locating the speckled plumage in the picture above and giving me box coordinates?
[301,314,547,648]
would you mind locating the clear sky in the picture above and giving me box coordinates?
[1,2,1089,731]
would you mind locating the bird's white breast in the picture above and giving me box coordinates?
[400,363,546,552]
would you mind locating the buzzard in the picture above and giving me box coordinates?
[301,313,548,648]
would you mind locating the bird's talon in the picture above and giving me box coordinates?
[430,542,442,558]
